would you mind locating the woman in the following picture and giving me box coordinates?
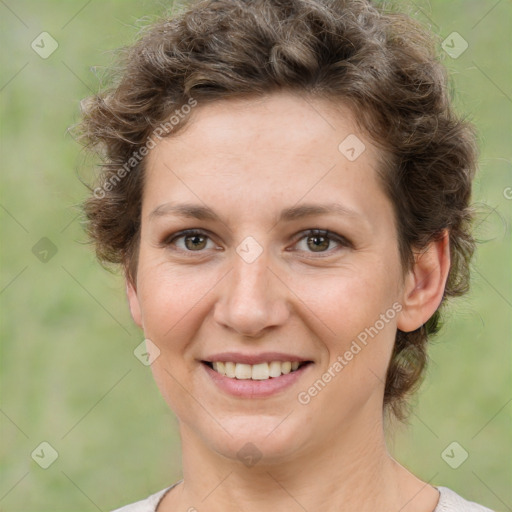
[78,0,494,510]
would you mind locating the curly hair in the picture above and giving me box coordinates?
[77,0,478,420]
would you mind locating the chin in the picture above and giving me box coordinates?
[200,414,312,465]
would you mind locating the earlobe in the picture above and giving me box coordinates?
[126,278,143,329]
[396,230,451,333]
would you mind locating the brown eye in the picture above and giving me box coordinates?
[184,233,208,251]
[293,229,350,255]
[306,233,330,252]
[164,229,216,252]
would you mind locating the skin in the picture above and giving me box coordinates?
[126,91,450,512]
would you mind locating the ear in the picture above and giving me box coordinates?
[397,229,451,333]
[126,276,143,329]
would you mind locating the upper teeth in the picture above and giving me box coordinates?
[212,361,301,380]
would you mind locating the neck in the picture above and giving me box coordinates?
[161,409,437,512]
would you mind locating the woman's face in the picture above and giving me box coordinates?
[127,91,410,463]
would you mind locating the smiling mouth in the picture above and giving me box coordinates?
[202,360,312,380]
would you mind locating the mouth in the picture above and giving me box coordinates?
[201,360,313,380]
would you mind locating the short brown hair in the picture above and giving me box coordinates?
[77,0,478,420]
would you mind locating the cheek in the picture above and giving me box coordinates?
[292,263,399,342]
[136,263,217,412]
[136,262,220,350]
[139,260,229,370]
[295,263,401,402]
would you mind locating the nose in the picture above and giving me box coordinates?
[213,250,290,338]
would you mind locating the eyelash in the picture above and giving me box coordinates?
[162,228,352,257]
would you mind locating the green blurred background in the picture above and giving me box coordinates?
[0,1,510,510]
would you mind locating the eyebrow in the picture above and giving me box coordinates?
[149,202,366,224]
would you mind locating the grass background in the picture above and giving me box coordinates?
[0,0,510,510]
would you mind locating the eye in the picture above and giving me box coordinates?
[164,229,217,252]
[162,228,351,256]
[292,229,351,255]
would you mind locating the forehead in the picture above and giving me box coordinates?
[150,91,366,165]
[142,91,389,226]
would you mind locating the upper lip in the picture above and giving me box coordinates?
[202,352,312,365]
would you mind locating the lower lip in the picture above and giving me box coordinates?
[202,362,312,398]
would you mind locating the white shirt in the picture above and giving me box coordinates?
[111,483,495,511]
